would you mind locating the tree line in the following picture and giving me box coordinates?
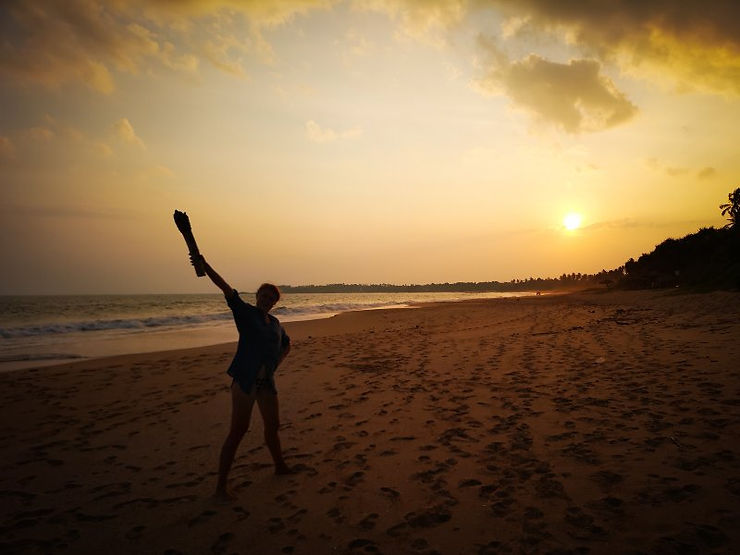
[279,268,625,294]
[620,188,739,290]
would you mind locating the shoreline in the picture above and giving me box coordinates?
[0,303,405,373]
[3,287,712,374]
[0,291,547,373]
[2,289,739,553]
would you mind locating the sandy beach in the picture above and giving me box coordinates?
[1,289,739,554]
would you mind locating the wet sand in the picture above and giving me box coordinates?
[1,289,739,554]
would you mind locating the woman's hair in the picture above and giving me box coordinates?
[257,282,281,301]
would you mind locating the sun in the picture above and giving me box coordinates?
[563,212,582,230]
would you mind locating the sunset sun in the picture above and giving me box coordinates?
[563,213,582,230]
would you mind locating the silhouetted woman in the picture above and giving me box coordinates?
[192,254,292,502]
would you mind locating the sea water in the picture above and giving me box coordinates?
[0,291,532,371]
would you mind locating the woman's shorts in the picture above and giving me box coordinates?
[233,366,277,396]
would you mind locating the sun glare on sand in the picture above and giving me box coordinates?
[563,213,582,230]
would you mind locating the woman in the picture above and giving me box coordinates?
[192,254,292,502]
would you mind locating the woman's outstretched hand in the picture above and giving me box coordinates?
[192,254,231,295]
[189,253,207,277]
[189,253,205,268]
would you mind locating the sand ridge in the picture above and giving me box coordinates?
[1,290,739,554]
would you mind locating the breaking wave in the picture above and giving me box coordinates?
[0,300,410,339]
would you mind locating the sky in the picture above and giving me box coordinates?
[1,0,739,294]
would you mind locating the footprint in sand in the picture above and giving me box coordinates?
[326,507,345,524]
[187,509,217,528]
[590,470,624,492]
[564,506,607,540]
[402,505,452,529]
[534,476,569,500]
[357,513,379,529]
[124,525,146,540]
[347,538,379,552]
[210,532,234,554]
[274,490,296,503]
[267,517,285,533]
[318,481,337,494]
[650,522,728,552]
[587,496,624,518]
[344,471,364,487]
[380,486,400,500]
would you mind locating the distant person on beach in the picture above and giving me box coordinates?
[190,254,292,502]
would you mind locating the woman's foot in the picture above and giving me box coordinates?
[274,463,294,475]
[213,488,238,504]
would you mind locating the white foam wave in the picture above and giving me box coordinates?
[0,353,85,363]
[0,312,233,338]
[272,300,408,319]
[0,300,409,338]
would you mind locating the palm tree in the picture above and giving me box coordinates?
[719,187,740,229]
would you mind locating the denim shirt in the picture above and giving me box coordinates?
[225,290,290,392]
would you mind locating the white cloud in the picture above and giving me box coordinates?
[2,1,739,97]
[22,127,55,142]
[0,0,332,93]
[665,167,690,177]
[152,165,175,178]
[475,38,637,133]
[646,158,718,180]
[93,142,114,158]
[342,28,373,57]
[356,0,468,44]
[0,136,16,159]
[114,118,145,148]
[490,0,740,94]
[697,167,716,179]
[305,120,362,143]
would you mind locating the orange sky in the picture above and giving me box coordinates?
[1,1,739,294]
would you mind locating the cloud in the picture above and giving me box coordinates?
[697,167,716,179]
[0,137,16,159]
[362,2,740,95]
[202,36,248,76]
[490,0,740,94]
[646,158,716,179]
[0,1,157,93]
[93,142,114,158]
[645,157,660,171]
[305,120,362,143]
[21,127,55,142]
[360,1,740,93]
[0,203,138,220]
[131,164,176,183]
[475,38,637,133]
[665,167,690,177]
[582,218,708,231]
[4,1,738,99]
[342,29,373,57]
[114,118,145,148]
[0,119,95,160]
[357,0,468,43]
[142,1,334,27]
[151,165,175,178]
[0,0,331,93]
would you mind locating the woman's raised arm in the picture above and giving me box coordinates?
[192,254,233,297]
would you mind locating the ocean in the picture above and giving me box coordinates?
[0,291,532,371]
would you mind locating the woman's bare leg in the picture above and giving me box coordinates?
[215,382,256,499]
[256,393,291,474]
